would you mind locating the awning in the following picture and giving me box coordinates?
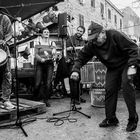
[0,0,64,20]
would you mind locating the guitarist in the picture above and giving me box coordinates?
[0,12,15,109]
[66,25,86,104]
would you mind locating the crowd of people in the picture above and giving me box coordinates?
[0,11,139,133]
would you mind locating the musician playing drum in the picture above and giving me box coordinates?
[34,27,57,107]
[0,13,15,109]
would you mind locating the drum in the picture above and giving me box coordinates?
[80,62,95,83]
[90,88,105,108]
[93,61,107,88]
[80,61,107,86]
[0,49,7,67]
[35,45,54,61]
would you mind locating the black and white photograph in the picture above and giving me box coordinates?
[0,0,140,139]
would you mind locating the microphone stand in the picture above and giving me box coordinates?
[0,10,36,137]
[53,26,90,118]
[53,79,91,118]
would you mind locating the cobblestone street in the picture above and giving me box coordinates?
[0,92,140,140]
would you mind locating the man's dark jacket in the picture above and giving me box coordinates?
[72,29,138,73]
[66,34,86,61]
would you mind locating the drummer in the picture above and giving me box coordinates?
[0,12,15,109]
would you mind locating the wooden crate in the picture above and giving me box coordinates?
[0,98,46,124]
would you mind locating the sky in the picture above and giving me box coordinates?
[110,0,140,17]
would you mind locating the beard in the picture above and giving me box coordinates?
[96,39,106,46]
[76,33,82,38]
[96,36,107,46]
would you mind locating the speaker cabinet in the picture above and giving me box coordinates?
[58,12,67,37]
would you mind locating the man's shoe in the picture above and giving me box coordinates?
[75,100,80,105]
[71,99,80,105]
[99,117,119,127]
[126,113,139,132]
[43,100,51,107]
[80,98,86,103]
[50,93,63,99]
[3,100,15,110]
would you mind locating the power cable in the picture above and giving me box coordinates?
[36,100,77,126]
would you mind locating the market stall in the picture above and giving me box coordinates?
[0,0,64,98]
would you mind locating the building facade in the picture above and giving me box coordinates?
[57,0,123,38]
[122,7,140,43]
[15,0,125,68]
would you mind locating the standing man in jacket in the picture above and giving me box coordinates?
[71,21,139,132]
[66,25,86,104]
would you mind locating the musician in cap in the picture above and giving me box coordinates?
[0,12,15,109]
[71,21,139,132]
[66,25,87,104]
[34,27,57,107]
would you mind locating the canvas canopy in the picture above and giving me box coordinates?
[0,0,63,20]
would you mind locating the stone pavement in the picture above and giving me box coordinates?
[0,92,140,140]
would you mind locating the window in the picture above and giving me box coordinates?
[120,19,122,29]
[79,14,84,26]
[100,3,104,19]
[114,15,117,25]
[108,9,111,20]
[67,14,71,22]
[91,0,95,8]
[79,0,84,5]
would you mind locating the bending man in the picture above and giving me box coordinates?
[71,21,139,132]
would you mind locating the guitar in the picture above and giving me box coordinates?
[66,46,84,63]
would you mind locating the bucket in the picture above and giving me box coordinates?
[90,88,105,108]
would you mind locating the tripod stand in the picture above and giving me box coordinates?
[53,79,91,118]
[0,10,36,137]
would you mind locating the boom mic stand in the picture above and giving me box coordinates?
[0,10,36,137]
[53,79,91,119]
